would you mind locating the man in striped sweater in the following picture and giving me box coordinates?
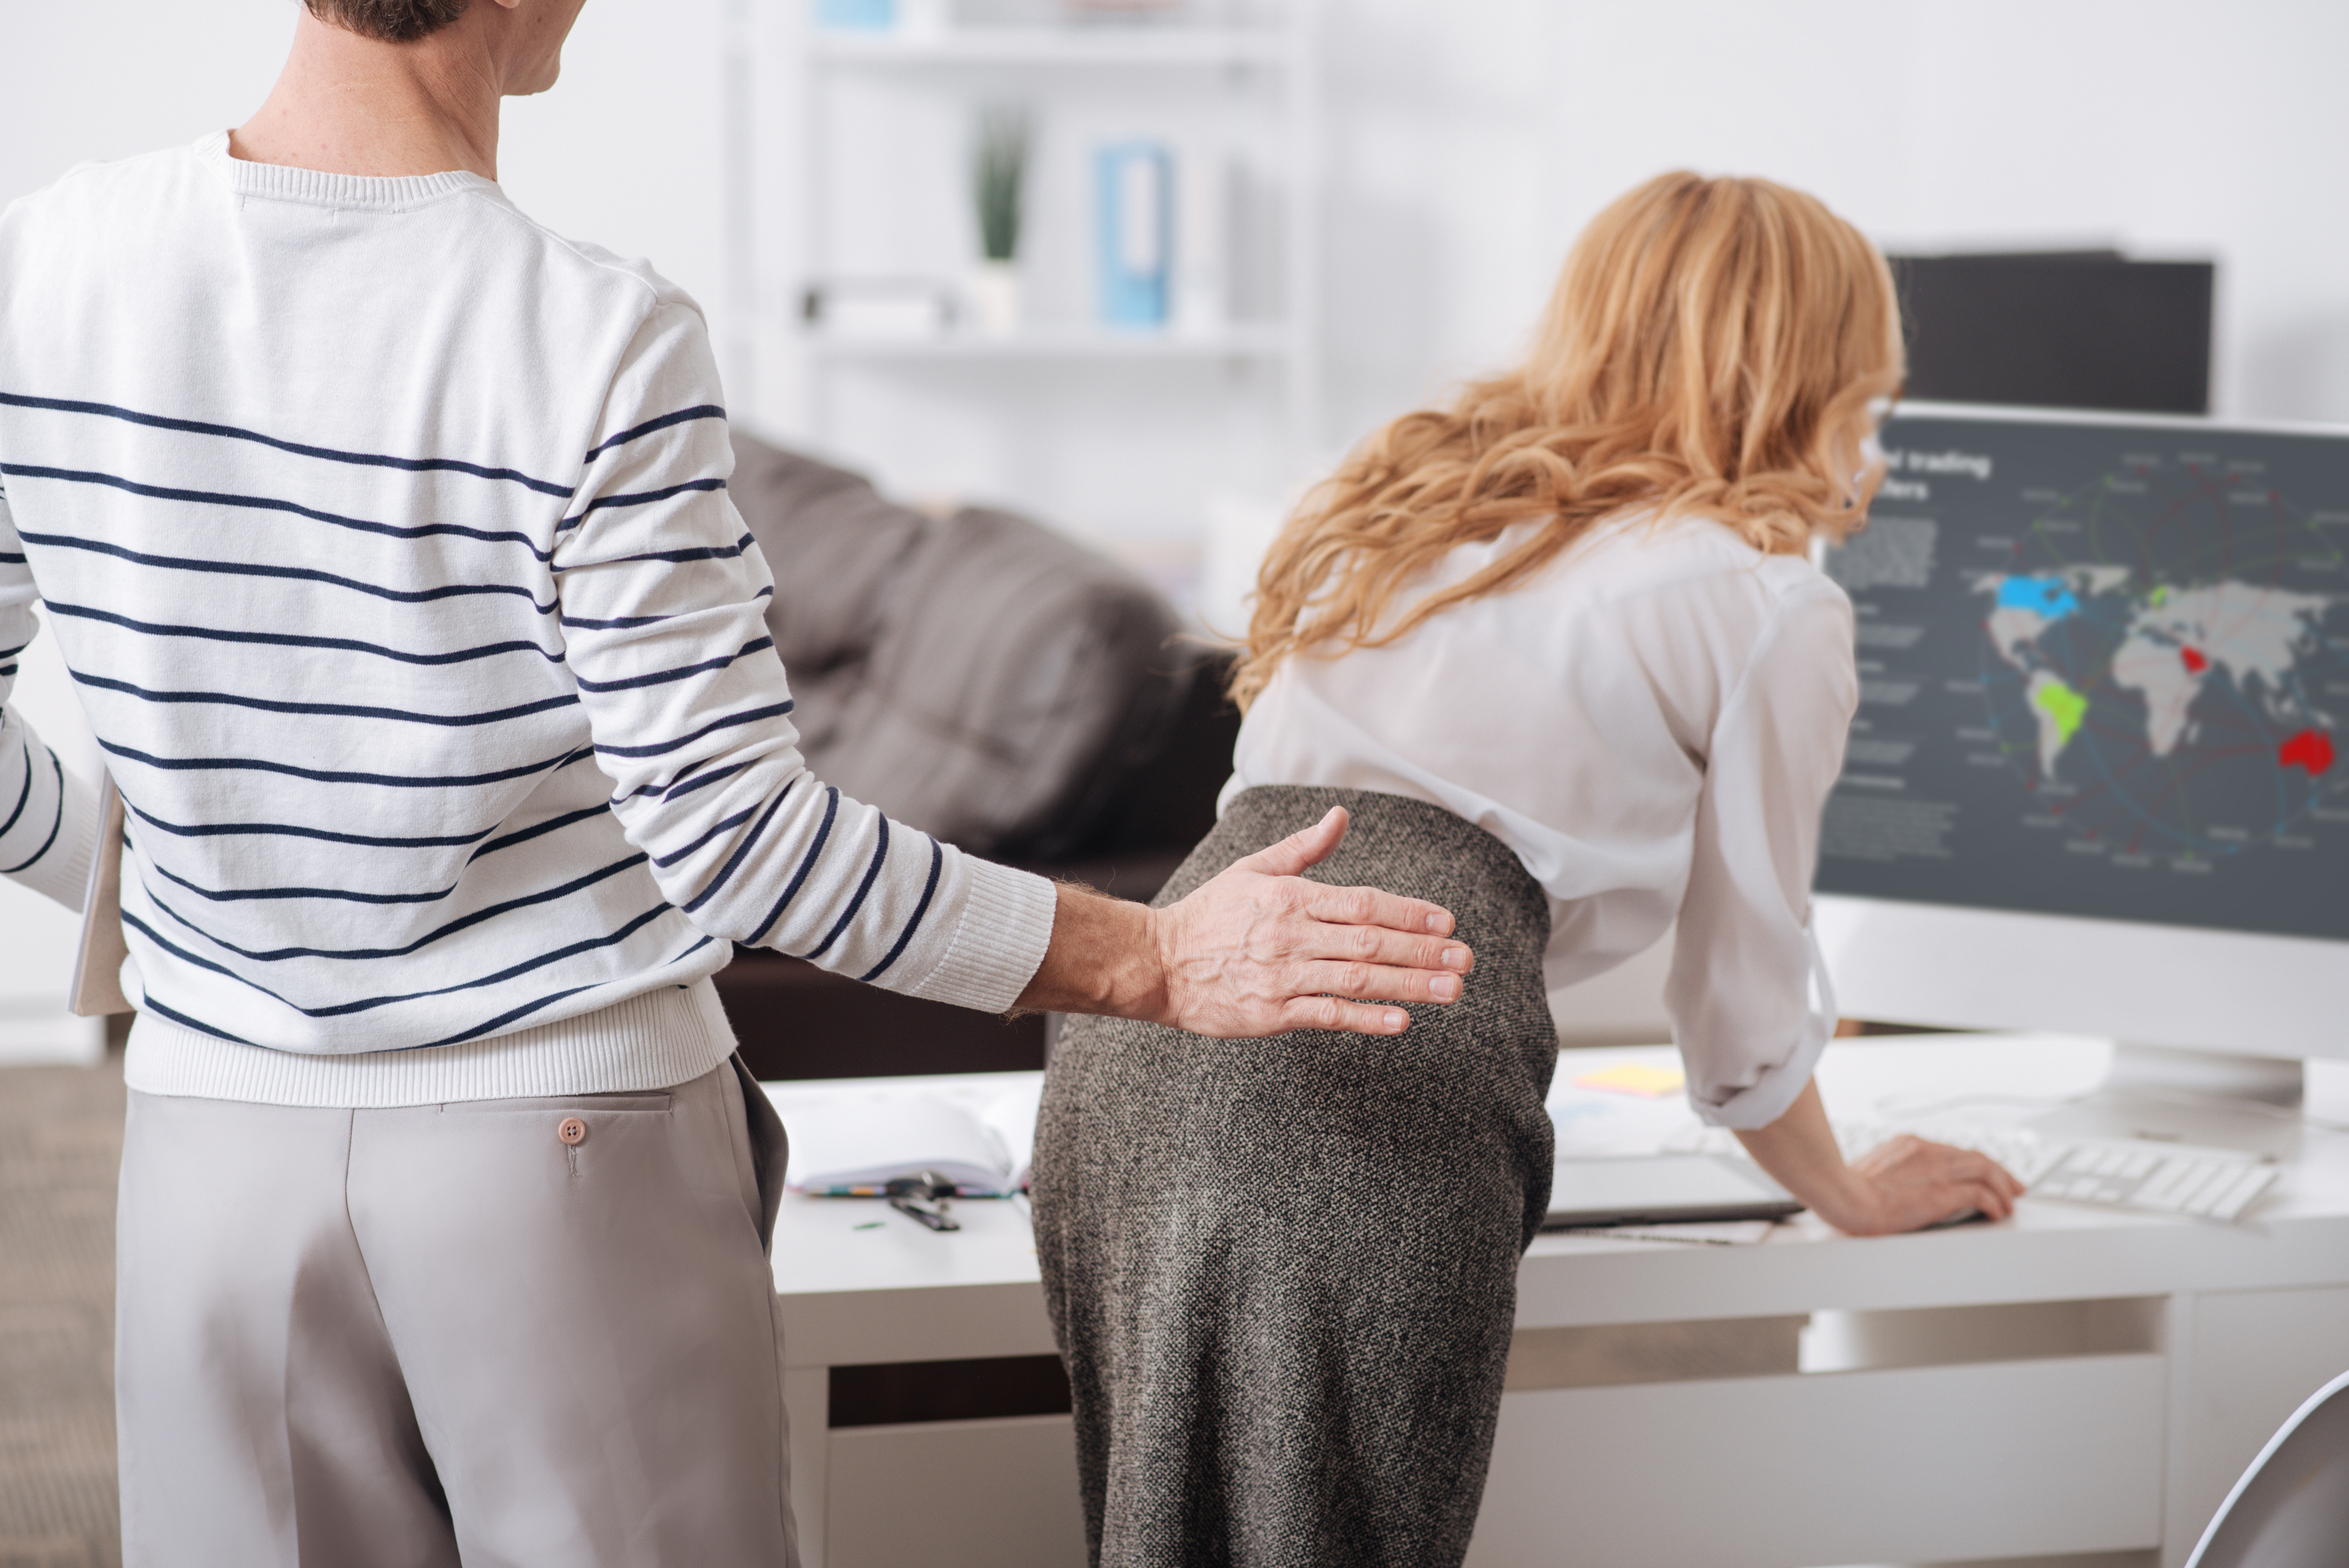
[0,1,1476,1561]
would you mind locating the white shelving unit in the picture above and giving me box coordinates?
[729,1,1322,591]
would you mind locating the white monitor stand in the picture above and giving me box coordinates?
[1815,895,2346,1158]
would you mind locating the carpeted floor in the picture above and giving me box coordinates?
[0,1053,124,1568]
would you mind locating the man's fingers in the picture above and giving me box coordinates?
[1274,995,1412,1037]
[1281,922,1471,976]
[1236,807,1349,881]
[1296,879,1458,939]
[1290,960,1464,1005]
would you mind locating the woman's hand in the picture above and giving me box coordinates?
[1731,1080,2025,1235]
[1838,1132,2026,1234]
[1013,806,1476,1038]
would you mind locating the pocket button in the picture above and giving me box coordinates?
[558,1117,587,1146]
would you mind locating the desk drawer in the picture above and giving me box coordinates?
[1469,1354,2165,1568]
[826,1413,1087,1568]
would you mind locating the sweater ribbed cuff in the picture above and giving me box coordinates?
[12,766,97,914]
[122,978,738,1108]
[905,859,1058,1014]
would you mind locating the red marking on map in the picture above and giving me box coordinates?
[2279,729,2336,776]
[2180,646,2209,674]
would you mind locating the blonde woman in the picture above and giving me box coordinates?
[1031,173,2024,1568]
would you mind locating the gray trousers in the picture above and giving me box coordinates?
[115,1057,797,1568]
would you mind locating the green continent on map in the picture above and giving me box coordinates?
[2027,672,2088,777]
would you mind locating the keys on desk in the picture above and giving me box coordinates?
[1662,1121,2280,1224]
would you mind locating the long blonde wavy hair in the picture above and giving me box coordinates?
[1232,171,1903,710]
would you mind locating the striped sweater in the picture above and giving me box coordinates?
[0,134,1058,1105]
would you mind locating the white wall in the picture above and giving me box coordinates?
[1322,0,2349,444]
[11,0,2341,460]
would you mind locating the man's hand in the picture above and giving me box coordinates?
[1012,806,1474,1038]
[1732,1080,2025,1235]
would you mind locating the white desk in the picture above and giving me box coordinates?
[767,1037,2349,1568]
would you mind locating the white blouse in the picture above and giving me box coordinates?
[1224,510,1858,1129]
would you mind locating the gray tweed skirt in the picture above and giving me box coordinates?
[1032,786,1556,1568]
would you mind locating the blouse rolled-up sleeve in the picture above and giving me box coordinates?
[1665,576,1858,1128]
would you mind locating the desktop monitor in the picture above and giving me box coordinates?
[1889,253,2215,416]
[1811,403,2349,1112]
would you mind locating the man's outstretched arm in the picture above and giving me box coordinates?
[1018,806,1472,1038]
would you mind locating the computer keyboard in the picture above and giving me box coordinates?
[1659,1119,2280,1224]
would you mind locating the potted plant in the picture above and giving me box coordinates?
[970,107,1028,337]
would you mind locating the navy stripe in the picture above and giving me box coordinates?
[681,783,793,915]
[0,739,33,839]
[3,464,559,559]
[127,799,497,849]
[146,852,649,961]
[0,641,27,658]
[594,702,793,760]
[801,816,888,962]
[560,612,675,631]
[616,759,749,804]
[652,804,756,870]
[470,804,610,862]
[616,755,716,800]
[0,665,16,678]
[18,531,558,614]
[151,858,456,907]
[119,911,245,985]
[75,671,579,729]
[552,533,756,574]
[573,637,772,695]
[409,984,603,1049]
[45,602,564,669]
[0,391,574,496]
[137,994,252,1045]
[123,900,679,1019]
[102,737,572,790]
[0,553,26,564]
[749,785,838,945]
[414,928,718,1047]
[858,837,943,984]
[583,405,726,461]
[556,476,725,533]
[0,751,63,874]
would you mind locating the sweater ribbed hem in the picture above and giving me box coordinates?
[196,130,496,212]
[123,978,738,1108]
[906,859,1059,1013]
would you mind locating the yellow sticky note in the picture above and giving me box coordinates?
[1572,1063,1685,1099]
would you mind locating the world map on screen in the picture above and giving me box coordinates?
[1813,413,2349,943]
[1967,472,2344,862]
